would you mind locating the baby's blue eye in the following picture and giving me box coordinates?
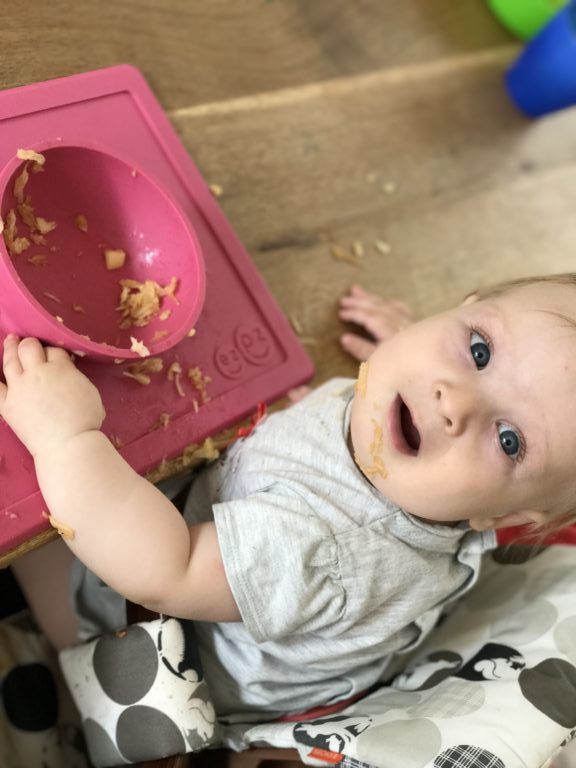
[498,424,521,459]
[470,331,491,370]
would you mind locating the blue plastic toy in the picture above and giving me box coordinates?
[506,1,576,116]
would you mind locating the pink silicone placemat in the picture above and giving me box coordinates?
[0,65,314,556]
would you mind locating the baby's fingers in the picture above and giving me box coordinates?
[340,333,377,362]
[2,335,23,383]
[16,337,48,369]
[45,346,72,364]
[340,289,411,319]
[339,305,405,341]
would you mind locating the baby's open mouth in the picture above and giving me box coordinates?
[400,400,421,452]
[390,395,421,455]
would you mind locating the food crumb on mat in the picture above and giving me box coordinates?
[104,248,126,270]
[74,214,88,232]
[16,148,45,166]
[130,337,150,357]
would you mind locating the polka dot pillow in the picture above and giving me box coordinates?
[59,617,217,766]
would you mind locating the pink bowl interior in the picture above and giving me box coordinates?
[0,145,204,357]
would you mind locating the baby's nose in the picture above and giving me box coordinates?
[434,382,473,436]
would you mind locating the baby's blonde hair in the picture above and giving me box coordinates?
[473,271,576,303]
[471,272,576,538]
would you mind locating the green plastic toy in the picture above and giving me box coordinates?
[487,0,569,39]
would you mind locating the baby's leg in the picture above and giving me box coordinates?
[11,537,79,651]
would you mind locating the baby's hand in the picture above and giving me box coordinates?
[338,284,413,361]
[0,336,105,458]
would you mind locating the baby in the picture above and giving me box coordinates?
[2,272,576,720]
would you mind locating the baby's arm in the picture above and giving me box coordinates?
[338,284,412,361]
[0,336,240,623]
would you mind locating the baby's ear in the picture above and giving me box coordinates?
[469,509,547,532]
[461,292,479,306]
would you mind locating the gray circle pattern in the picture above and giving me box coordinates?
[407,679,485,719]
[83,719,123,766]
[491,599,557,644]
[519,658,576,728]
[554,617,576,664]
[351,690,421,715]
[357,718,441,768]
[465,569,526,611]
[492,546,547,565]
[93,626,158,705]
[526,567,576,600]
[117,705,186,761]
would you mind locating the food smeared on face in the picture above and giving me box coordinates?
[355,361,369,398]
[355,416,388,480]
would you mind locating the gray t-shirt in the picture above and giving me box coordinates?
[177,378,496,720]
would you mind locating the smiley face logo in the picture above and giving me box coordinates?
[214,344,245,379]
[234,323,273,366]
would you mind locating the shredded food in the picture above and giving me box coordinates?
[27,253,48,267]
[16,148,46,166]
[187,365,211,404]
[117,277,178,329]
[148,413,171,432]
[3,209,30,255]
[3,151,55,257]
[167,361,185,397]
[129,337,150,357]
[122,357,163,385]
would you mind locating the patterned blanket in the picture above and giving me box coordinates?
[2,545,576,768]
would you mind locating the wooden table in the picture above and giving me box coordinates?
[3,0,576,564]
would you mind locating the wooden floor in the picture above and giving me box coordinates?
[3,0,576,559]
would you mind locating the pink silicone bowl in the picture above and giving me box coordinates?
[0,143,205,361]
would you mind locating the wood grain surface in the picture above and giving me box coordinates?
[2,0,510,108]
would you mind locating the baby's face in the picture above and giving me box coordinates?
[350,282,576,529]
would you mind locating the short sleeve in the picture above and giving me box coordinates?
[213,483,346,643]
